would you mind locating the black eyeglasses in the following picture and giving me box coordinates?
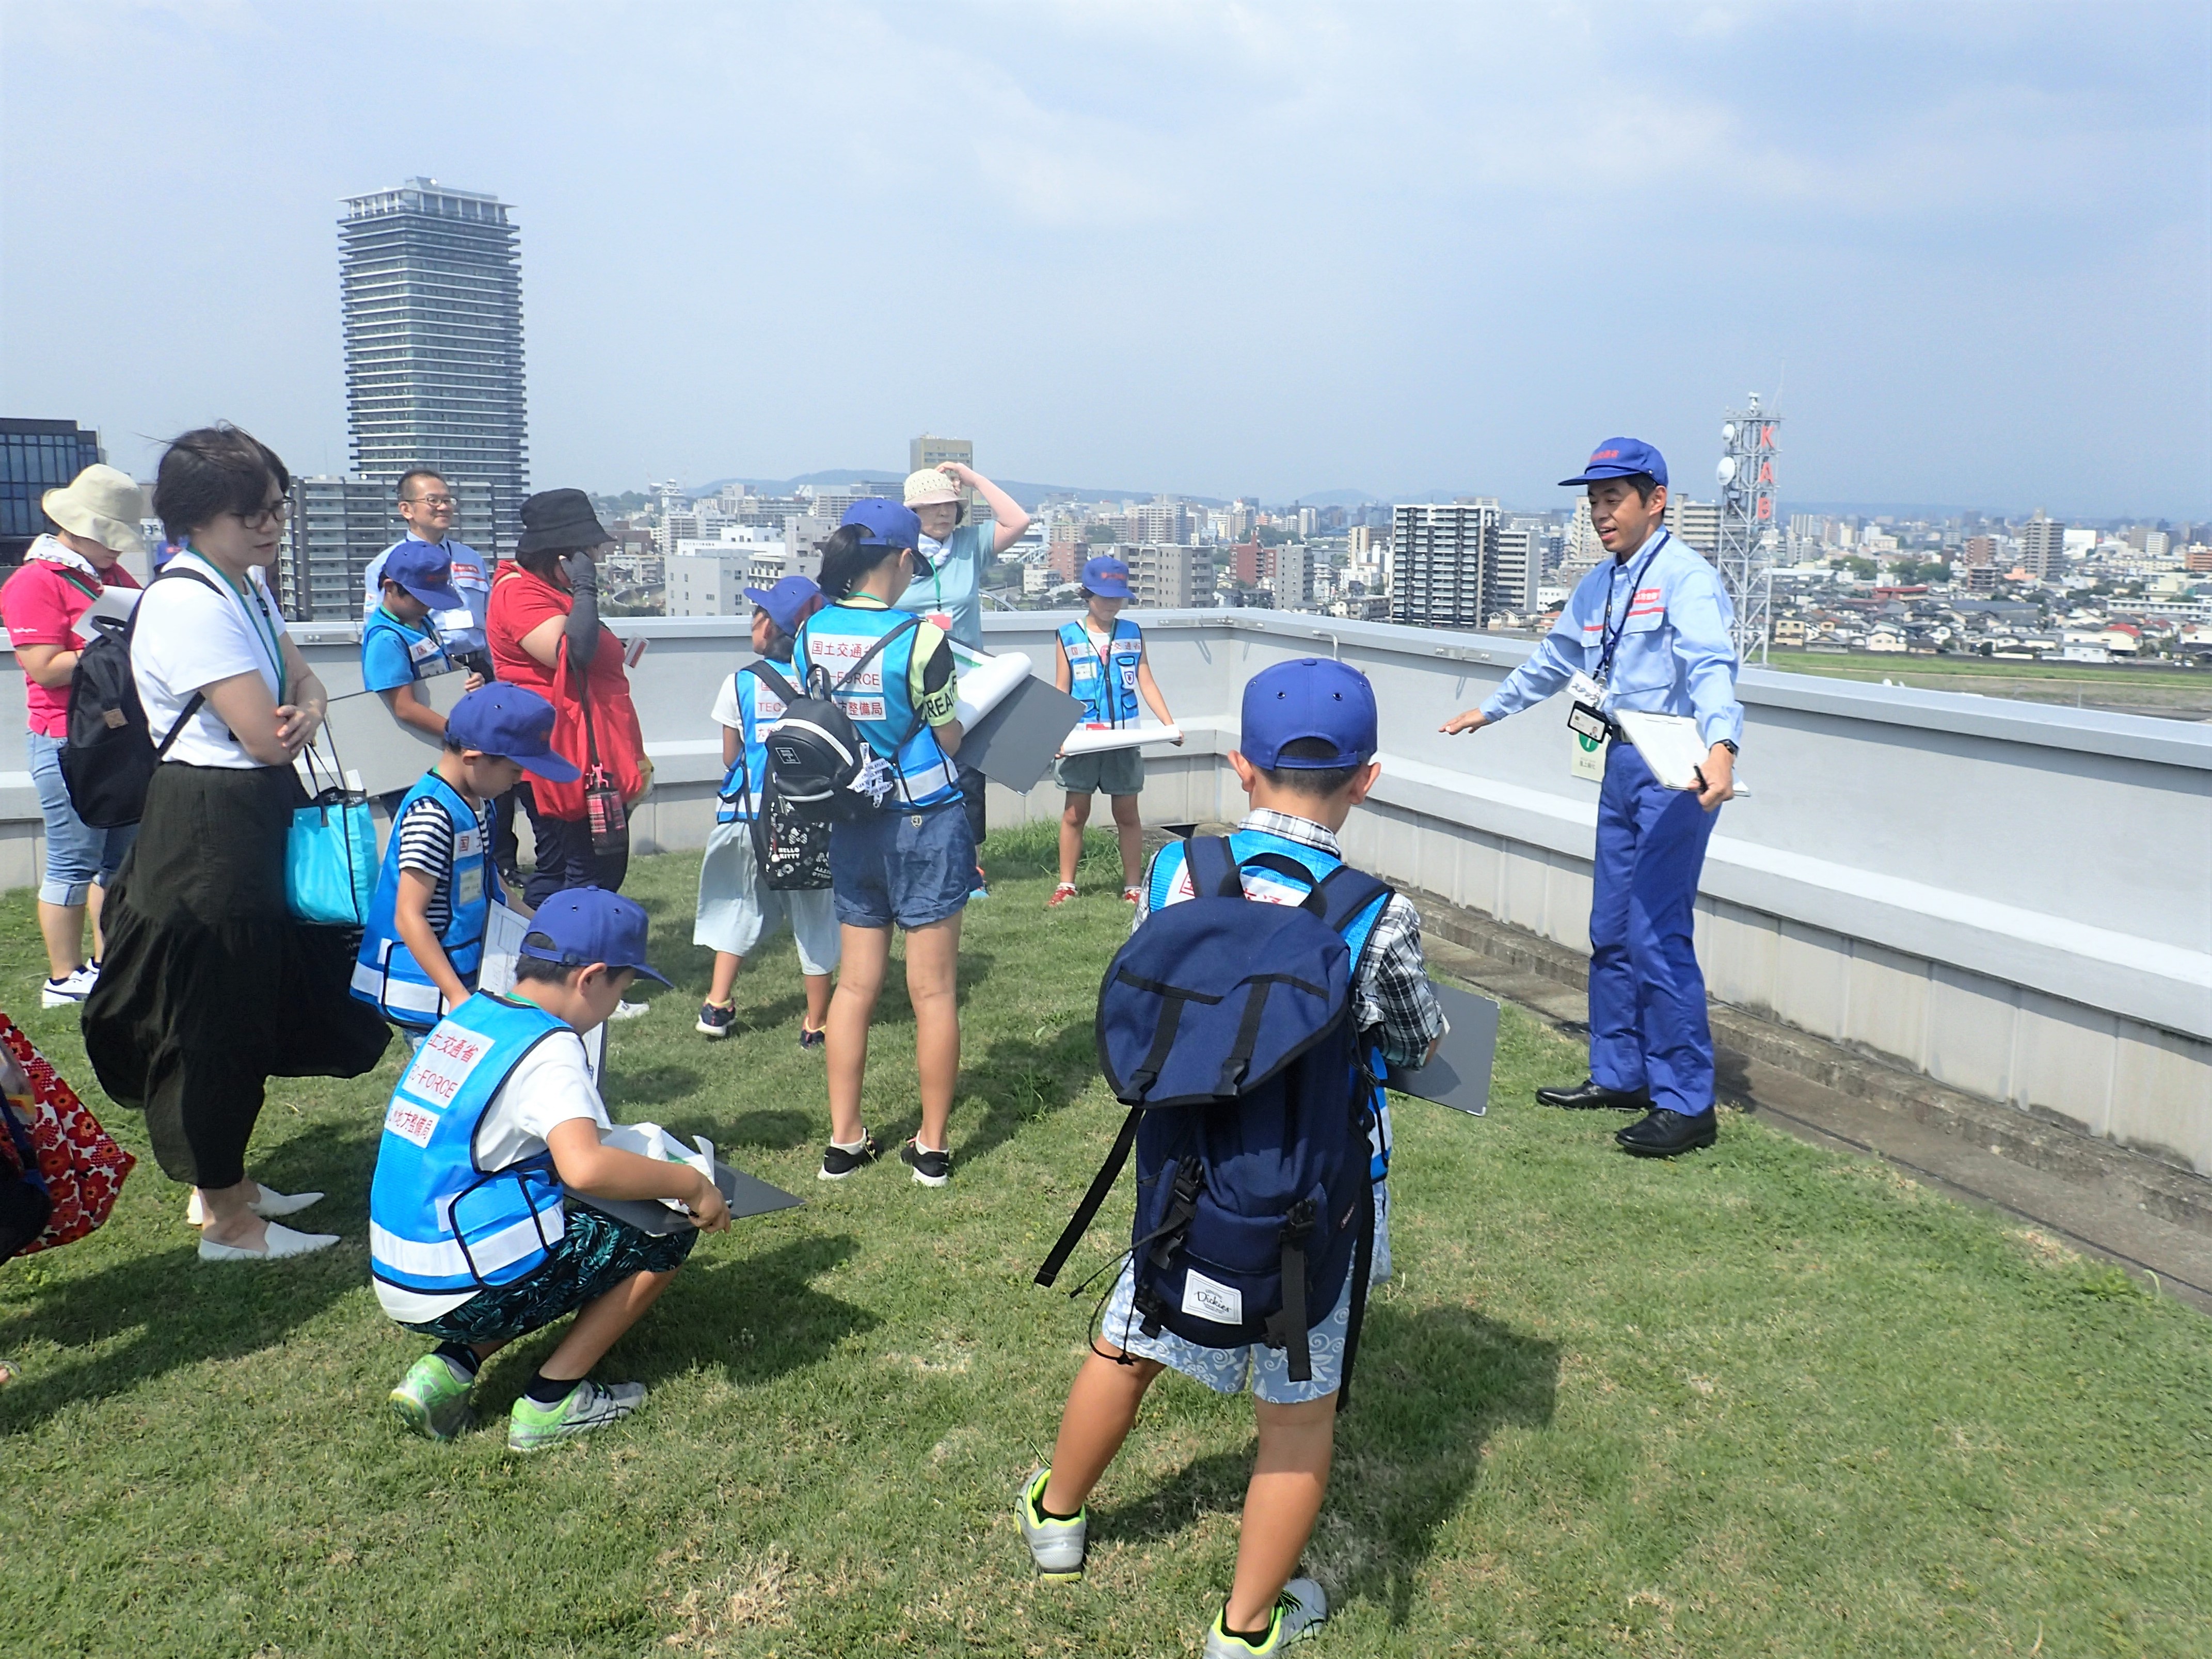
[238,499,291,530]
[408,492,457,508]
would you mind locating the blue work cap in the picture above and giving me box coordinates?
[1559,437,1668,489]
[1240,658,1377,770]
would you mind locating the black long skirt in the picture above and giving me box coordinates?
[82,762,389,1189]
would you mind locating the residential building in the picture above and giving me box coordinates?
[1272,543,1314,609]
[910,434,993,525]
[1492,524,1541,617]
[340,177,528,554]
[1559,497,1606,581]
[1391,500,1502,630]
[664,551,752,617]
[1131,498,1191,546]
[1666,496,1721,557]
[1128,542,1215,609]
[0,418,104,568]
[1963,535,1999,568]
[2019,511,2067,582]
[279,475,398,620]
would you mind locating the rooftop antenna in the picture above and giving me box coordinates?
[1715,392,1781,664]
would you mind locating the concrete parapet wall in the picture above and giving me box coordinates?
[1,608,2204,1170]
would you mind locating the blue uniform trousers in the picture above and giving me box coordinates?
[1588,742,1720,1118]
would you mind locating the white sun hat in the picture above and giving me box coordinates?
[42,464,148,556]
[903,467,961,507]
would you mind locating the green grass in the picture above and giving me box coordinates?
[3,826,2208,1656]
[1758,648,2212,717]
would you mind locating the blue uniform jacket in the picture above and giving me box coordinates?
[1478,529,1744,748]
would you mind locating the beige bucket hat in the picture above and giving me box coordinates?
[42,464,148,556]
[903,467,961,507]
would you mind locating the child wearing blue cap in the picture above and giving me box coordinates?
[693,575,840,1045]
[362,541,485,740]
[376,887,730,1450]
[789,499,970,1187]
[1048,554,1179,907]
[352,685,580,1038]
[1020,657,1445,1657]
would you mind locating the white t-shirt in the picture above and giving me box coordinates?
[711,670,743,731]
[132,552,289,769]
[372,1024,611,1324]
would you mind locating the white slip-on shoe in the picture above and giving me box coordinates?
[186,1184,326,1225]
[609,1000,650,1022]
[198,1222,341,1262]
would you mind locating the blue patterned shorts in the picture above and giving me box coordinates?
[400,1204,697,1344]
[1095,1183,1390,1405]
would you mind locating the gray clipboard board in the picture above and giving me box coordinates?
[318,668,470,797]
[956,674,1085,792]
[1388,981,1500,1116]
[569,1161,805,1236]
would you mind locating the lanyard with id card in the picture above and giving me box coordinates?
[1566,669,1610,781]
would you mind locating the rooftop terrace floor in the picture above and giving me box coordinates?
[2,831,2207,1656]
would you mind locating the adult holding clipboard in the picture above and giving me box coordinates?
[1440,437,1742,1159]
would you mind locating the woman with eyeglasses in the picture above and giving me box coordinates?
[82,425,390,1263]
[788,500,970,1189]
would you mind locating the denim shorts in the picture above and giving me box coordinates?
[399,1204,697,1345]
[27,729,136,906]
[1053,746,1145,798]
[1095,1183,1390,1406]
[827,799,975,930]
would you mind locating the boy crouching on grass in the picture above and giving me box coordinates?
[353,685,575,1039]
[375,889,730,1450]
[1020,659,1444,1656]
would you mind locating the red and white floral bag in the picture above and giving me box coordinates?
[0,1011,134,1258]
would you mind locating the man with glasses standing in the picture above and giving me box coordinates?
[362,471,514,882]
[1442,438,1742,1159]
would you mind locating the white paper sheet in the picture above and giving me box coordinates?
[476,901,604,1084]
[948,647,1034,729]
[81,585,141,628]
[1059,721,1182,756]
[1612,710,1751,796]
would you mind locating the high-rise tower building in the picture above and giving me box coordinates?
[1391,500,1503,630]
[340,178,527,556]
[2018,511,2067,582]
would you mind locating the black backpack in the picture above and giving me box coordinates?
[1037,837,1394,1408]
[61,567,221,829]
[767,615,926,823]
[731,661,833,890]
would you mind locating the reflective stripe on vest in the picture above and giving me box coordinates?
[1148,830,1395,1179]
[793,603,960,809]
[352,771,496,1025]
[368,995,572,1295]
[1059,618,1144,727]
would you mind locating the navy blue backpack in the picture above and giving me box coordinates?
[1036,836,1392,1407]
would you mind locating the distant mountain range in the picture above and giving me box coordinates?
[687,470,1409,514]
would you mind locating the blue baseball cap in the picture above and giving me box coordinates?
[742,574,823,635]
[841,498,932,579]
[380,540,467,611]
[516,887,672,986]
[1081,554,1133,599]
[443,684,582,783]
[1239,658,1377,770]
[1558,437,1668,489]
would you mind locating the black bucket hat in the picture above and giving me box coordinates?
[517,488,611,555]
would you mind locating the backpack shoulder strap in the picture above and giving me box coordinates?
[132,568,222,758]
[1312,864,1393,938]
[742,658,803,704]
[1184,834,1244,899]
[831,614,923,693]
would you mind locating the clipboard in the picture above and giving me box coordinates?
[1610,710,1752,797]
[954,674,1084,791]
[1388,981,1500,1116]
[569,1161,804,1235]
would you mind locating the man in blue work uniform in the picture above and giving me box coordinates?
[1442,438,1742,1157]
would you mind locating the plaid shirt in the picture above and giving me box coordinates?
[1136,809,1447,1070]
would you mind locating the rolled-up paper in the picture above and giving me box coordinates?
[950,649,1035,729]
[1059,721,1182,755]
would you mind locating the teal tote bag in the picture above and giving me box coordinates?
[287,740,377,927]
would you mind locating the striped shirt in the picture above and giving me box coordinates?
[394,794,490,933]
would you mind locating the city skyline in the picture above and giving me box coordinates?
[3,3,2207,518]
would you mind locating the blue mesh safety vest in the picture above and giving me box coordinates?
[361,605,453,687]
[368,994,573,1296]
[716,660,795,826]
[1059,617,1144,727]
[791,600,961,809]
[1148,829,1395,1180]
[351,771,497,1027]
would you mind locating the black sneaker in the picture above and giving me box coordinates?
[799,1025,826,1052]
[819,1134,880,1182]
[900,1138,952,1188]
[696,1000,736,1040]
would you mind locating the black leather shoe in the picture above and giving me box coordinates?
[1616,1108,1718,1157]
[1535,1077,1652,1111]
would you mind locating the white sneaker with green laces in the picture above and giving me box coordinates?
[1017,1466,1087,1578]
[1203,1578,1328,1656]
[506,1378,647,1451]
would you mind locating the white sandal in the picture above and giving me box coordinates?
[185,1184,326,1226]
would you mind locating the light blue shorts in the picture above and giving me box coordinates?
[1095,1183,1391,1405]
[28,728,136,906]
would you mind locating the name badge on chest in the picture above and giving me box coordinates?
[1565,671,1609,781]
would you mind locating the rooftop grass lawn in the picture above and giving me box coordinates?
[3,827,2206,1656]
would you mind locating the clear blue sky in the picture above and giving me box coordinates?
[4,2,2206,519]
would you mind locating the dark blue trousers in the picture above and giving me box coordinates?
[1587,742,1721,1117]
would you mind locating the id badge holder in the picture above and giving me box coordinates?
[1565,671,1609,782]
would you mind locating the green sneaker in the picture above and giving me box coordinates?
[1204,1578,1328,1655]
[506,1377,647,1452]
[389,1353,475,1441]
[1017,1466,1088,1578]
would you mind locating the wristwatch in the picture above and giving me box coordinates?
[1718,739,1740,755]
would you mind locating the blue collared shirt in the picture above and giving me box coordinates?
[1478,529,1744,748]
